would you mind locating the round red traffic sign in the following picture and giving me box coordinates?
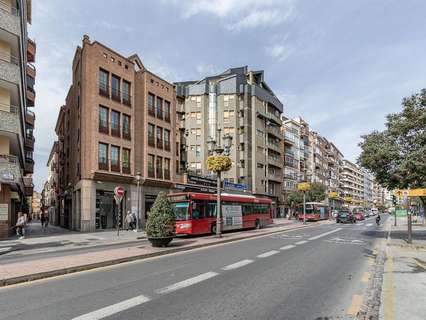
[114,186,125,199]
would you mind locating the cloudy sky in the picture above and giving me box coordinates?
[29,0,426,191]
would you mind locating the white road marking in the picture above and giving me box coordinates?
[221,259,254,270]
[280,244,296,250]
[366,223,373,227]
[308,228,342,240]
[156,272,219,294]
[358,223,364,226]
[295,240,308,245]
[257,250,280,258]
[72,294,151,320]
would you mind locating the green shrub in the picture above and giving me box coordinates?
[146,192,175,238]
[206,155,232,173]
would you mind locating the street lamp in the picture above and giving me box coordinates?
[135,171,141,231]
[206,130,233,238]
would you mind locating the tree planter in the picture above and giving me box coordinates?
[148,237,173,248]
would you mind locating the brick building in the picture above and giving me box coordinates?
[54,35,177,231]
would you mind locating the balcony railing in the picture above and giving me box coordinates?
[157,139,163,149]
[0,51,19,65]
[148,166,155,178]
[27,38,36,63]
[0,102,18,113]
[111,162,120,172]
[148,136,155,147]
[27,63,36,78]
[99,124,109,134]
[25,109,35,126]
[164,169,171,180]
[99,81,109,98]
[111,88,121,102]
[98,159,109,171]
[148,107,155,117]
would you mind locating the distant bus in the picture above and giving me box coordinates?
[168,192,273,235]
[297,202,330,221]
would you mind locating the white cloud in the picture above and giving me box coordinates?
[167,0,296,31]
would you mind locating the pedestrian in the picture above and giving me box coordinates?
[40,213,46,231]
[131,211,138,232]
[15,212,26,239]
[44,214,49,229]
[125,211,134,231]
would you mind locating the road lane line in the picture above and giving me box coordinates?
[366,223,373,227]
[156,272,219,294]
[308,228,342,240]
[358,223,364,226]
[221,259,254,270]
[280,244,296,250]
[257,250,280,258]
[295,240,308,245]
[72,294,151,320]
[347,294,363,316]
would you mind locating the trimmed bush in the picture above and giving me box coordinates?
[206,155,232,173]
[146,192,175,238]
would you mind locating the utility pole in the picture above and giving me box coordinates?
[303,191,306,225]
[216,171,222,237]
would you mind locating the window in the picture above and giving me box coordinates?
[122,114,130,140]
[148,154,155,178]
[192,128,202,139]
[122,148,130,174]
[122,80,131,106]
[156,156,163,179]
[164,158,171,180]
[164,100,171,122]
[99,106,109,134]
[224,110,234,123]
[176,159,179,174]
[111,110,120,137]
[223,127,235,135]
[156,126,163,149]
[148,123,155,147]
[195,145,201,158]
[98,143,108,170]
[148,93,155,116]
[156,97,163,120]
[111,145,120,172]
[111,75,121,102]
[256,129,264,137]
[164,129,170,151]
[99,69,109,97]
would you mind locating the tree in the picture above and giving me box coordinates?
[146,192,175,239]
[358,88,426,213]
[306,183,327,202]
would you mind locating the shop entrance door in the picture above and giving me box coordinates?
[96,190,124,229]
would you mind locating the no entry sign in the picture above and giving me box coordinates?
[114,186,125,202]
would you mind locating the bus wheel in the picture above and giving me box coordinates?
[255,219,262,229]
[211,224,217,235]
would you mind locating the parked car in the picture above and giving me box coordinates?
[336,210,356,223]
[354,212,365,221]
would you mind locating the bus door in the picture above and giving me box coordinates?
[190,201,208,234]
[222,204,243,231]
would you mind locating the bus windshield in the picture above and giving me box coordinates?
[172,202,190,221]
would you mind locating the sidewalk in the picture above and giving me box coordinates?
[0,221,146,257]
[0,219,319,287]
[379,217,426,320]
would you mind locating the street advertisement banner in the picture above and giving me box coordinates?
[222,205,242,231]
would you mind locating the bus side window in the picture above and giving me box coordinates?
[207,203,216,217]
[192,202,206,219]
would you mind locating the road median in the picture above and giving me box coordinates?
[0,220,328,287]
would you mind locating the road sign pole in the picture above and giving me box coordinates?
[407,197,412,244]
[303,191,306,225]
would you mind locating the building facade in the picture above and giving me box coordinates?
[340,159,364,203]
[175,67,284,215]
[43,141,59,225]
[362,169,374,208]
[54,35,178,231]
[0,0,35,238]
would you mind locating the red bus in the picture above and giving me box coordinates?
[297,202,330,221]
[168,192,273,235]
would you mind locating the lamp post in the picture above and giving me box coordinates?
[135,171,141,231]
[207,130,233,238]
[297,182,311,225]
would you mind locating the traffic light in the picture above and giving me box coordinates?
[392,195,397,205]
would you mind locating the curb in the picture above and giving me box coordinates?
[0,223,316,287]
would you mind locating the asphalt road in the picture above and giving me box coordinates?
[0,216,386,320]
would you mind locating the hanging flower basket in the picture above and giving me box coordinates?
[206,155,232,173]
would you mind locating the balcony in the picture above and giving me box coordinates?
[0,52,20,84]
[23,176,33,196]
[25,133,35,150]
[27,38,36,63]
[267,141,281,153]
[268,156,283,168]
[284,133,295,145]
[0,154,21,184]
[0,4,21,36]
[25,109,35,126]
[26,63,36,79]
[26,87,35,106]
[268,172,282,182]
[267,125,282,139]
[0,104,19,134]
[267,111,281,125]
[25,157,34,174]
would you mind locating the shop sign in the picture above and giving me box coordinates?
[0,203,8,221]
[224,181,247,191]
[186,174,216,188]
